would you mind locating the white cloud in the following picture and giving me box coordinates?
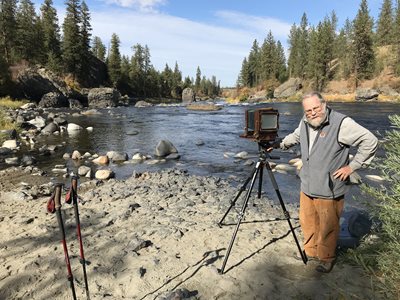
[105,0,167,11]
[87,9,292,86]
[215,10,292,39]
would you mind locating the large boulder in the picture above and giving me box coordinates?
[16,67,73,101]
[182,88,195,103]
[88,88,121,108]
[355,88,379,101]
[39,92,68,108]
[273,78,302,98]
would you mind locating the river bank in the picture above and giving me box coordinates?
[0,167,381,300]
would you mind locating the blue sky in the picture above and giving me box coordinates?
[34,0,384,87]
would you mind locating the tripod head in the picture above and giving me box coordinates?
[257,141,280,161]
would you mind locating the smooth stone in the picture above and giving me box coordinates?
[95,169,114,180]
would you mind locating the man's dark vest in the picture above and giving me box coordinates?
[299,108,350,199]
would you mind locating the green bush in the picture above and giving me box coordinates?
[349,115,400,298]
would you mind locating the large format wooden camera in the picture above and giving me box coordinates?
[240,107,279,142]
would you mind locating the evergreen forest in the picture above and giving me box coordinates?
[238,0,400,92]
[0,0,221,99]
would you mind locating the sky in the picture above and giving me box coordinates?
[33,0,384,87]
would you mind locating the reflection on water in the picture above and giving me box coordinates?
[6,101,400,207]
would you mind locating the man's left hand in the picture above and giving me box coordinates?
[333,165,353,181]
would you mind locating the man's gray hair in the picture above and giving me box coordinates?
[303,92,326,104]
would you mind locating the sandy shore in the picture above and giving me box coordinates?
[0,168,378,299]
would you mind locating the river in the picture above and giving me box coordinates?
[8,101,400,208]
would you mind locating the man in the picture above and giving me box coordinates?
[279,92,378,273]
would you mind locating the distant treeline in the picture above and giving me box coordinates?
[0,0,221,98]
[238,0,400,91]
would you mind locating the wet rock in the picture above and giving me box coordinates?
[127,130,139,135]
[41,122,59,134]
[365,174,385,182]
[234,151,248,159]
[28,116,46,129]
[107,151,128,162]
[166,153,180,160]
[132,153,147,161]
[135,100,153,107]
[182,87,195,103]
[93,155,109,165]
[195,139,204,146]
[67,123,83,132]
[86,127,93,132]
[155,140,178,157]
[88,88,120,108]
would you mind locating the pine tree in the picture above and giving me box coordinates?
[107,33,121,86]
[376,0,393,46]
[238,57,250,87]
[62,0,82,77]
[130,43,145,96]
[195,66,201,93]
[15,0,41,61]
[335,18,354,79]
[0,0,17,63]
[79,0,91,80]
[296,13,310,78]
[275,41,287,82]
[40,0,62,72]
[247,39,260,87]
[353,0,375,82]
[260,31,276,81]
[287,23,299,78]
[171,61,182,98]
[0,53,11,96]
[91,36,106,61]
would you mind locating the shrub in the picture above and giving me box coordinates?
[348,114,400,298]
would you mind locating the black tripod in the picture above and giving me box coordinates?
[218,142,308,274]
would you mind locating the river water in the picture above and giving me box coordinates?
[11,101,400,208]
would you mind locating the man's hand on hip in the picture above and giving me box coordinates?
[333,165,353,181]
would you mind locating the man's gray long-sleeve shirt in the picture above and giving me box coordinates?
[281,116,378,172]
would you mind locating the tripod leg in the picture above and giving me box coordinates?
[264,162,308,264]
[218,168,255,227]
[219,161,262,274]
[257,162,264,199]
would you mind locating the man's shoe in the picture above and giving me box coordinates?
[315,260,335,273]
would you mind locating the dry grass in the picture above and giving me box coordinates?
[323,93,356,102]
[0,96,28,109]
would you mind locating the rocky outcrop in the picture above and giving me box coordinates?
[355,88,379,101]
[274,78,302,98]
[16,67,72,101]
[182,88,195,103]
[39,92,68,108]
[88,88,121,108]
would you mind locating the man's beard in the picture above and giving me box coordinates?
[307,113,326,128]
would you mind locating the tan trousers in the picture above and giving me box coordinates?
[299,192,344,262]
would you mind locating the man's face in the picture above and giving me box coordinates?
[302,95,326,128]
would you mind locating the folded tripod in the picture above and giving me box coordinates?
[218,142,307,274]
